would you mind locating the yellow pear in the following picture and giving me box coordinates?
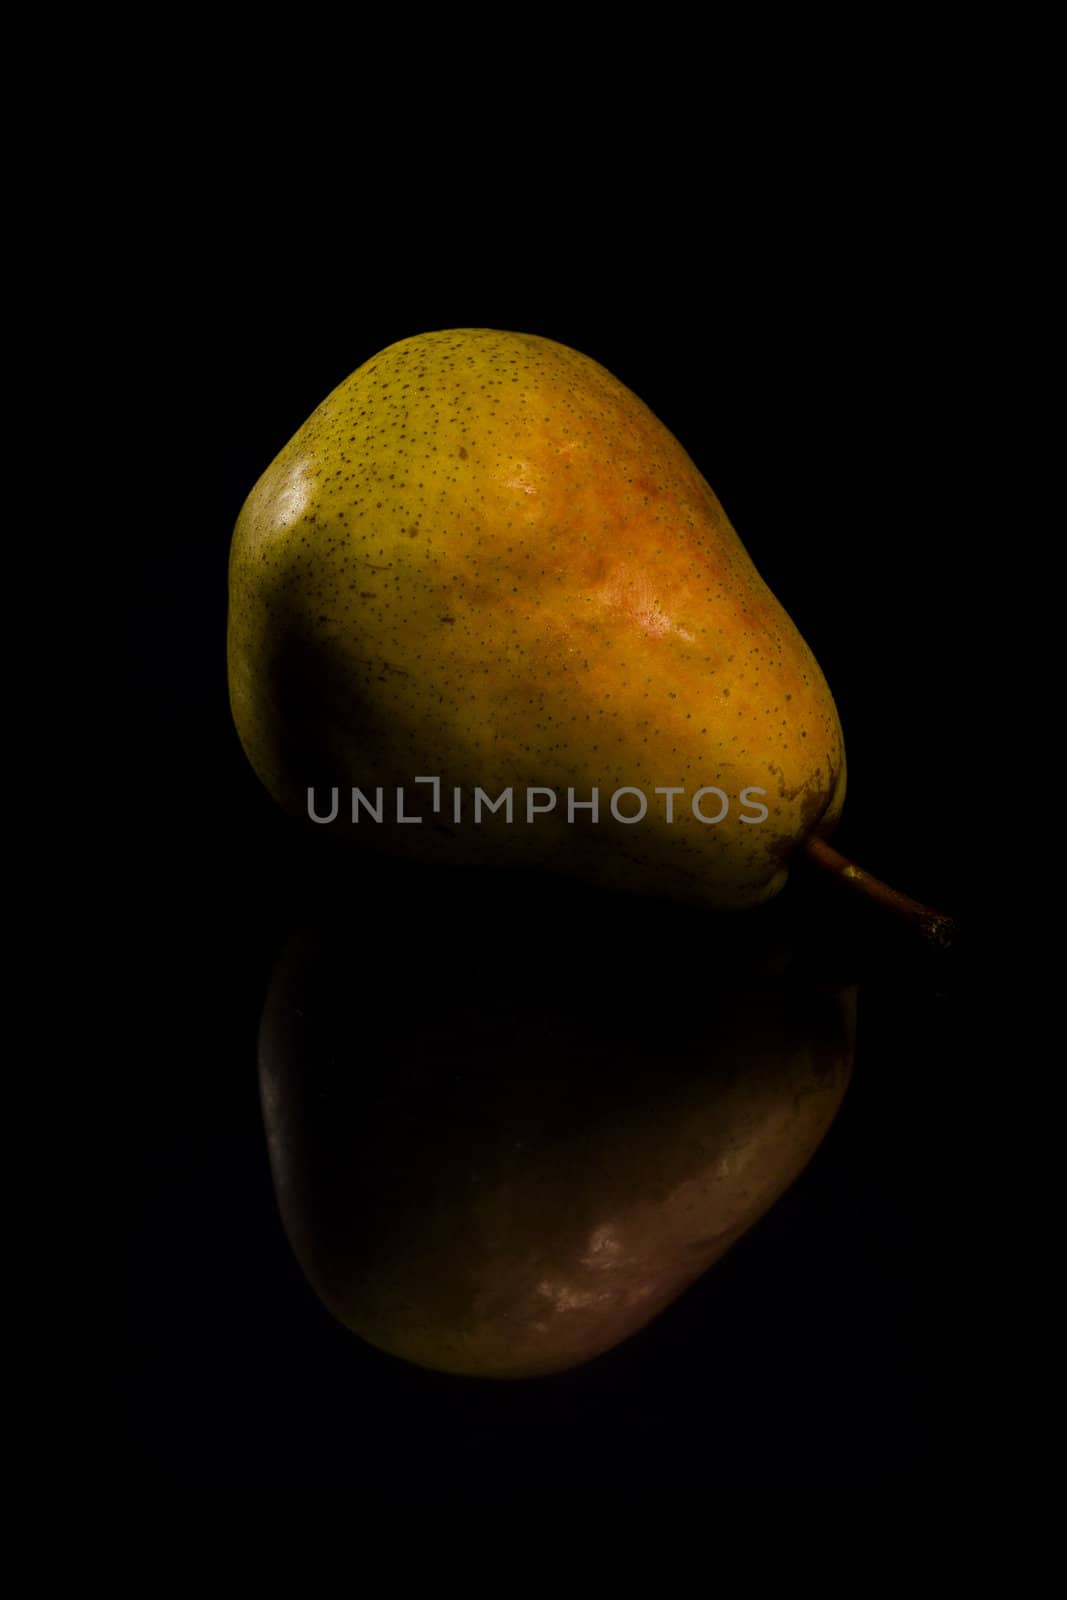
[229,329,845,908]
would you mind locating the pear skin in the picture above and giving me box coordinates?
[229,329,845,909]
[258,881,855,1379]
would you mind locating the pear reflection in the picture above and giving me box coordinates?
[259,869,855,1379]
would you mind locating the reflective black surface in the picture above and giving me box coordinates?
[123,237,980,1492]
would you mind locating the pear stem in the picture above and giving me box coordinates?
[802,836,956,950]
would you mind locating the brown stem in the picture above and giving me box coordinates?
[803,836,956,950]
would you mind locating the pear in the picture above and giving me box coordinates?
[229,329,845,909]
[259,878,855,1379]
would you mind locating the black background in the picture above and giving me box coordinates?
[123,186,983,1493]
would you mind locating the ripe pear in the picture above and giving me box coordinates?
[229,329,845,908]
[259,879,855,1379]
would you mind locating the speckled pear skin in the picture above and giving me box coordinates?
[259,890,856,1380]
[229,329,845,908]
